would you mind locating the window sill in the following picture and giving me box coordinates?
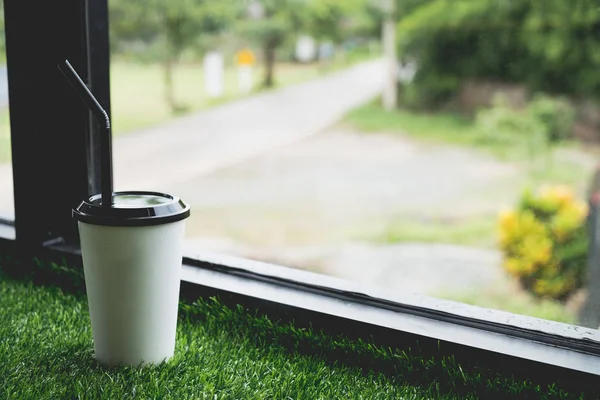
[182,250,600,376]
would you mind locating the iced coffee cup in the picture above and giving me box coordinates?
[74,191,190,367]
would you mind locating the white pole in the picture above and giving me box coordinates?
[204,51,224,98]
[381,0,397,111]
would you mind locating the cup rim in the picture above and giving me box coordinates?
[73,190,190,227]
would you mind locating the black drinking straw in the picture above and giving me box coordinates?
[58,60,113,208]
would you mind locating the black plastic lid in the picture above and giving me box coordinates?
[73,191,190,227]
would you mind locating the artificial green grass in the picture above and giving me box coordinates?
[0,277,422,399]
[0,271,590,400]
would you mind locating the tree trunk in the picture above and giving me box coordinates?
[263,42,276,88]
[164,57,176,113]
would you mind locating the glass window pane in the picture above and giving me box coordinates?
[108,1,600,331]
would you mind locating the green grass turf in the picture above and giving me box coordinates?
[346,103,481,147]
[367,215,498,248]
[0,270,590,400]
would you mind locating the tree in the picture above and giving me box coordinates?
[238,0,375,88]
[396,0,600,109]
[110,0,237,112]
[304,0,367,45]
[520,0,600,95]
[236,0,306,88]
[349,1,386,41]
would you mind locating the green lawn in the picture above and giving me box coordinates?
[367,215,498,249]
[346,103,481,146]
[0,273,589,399]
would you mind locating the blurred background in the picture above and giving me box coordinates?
[2,0,600,328]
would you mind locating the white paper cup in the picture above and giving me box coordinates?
[74,191,190,367]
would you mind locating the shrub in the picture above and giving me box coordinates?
[476,96,545,146]
[475,94,575,155]
[527,95,575,142]
[499,186,588,300]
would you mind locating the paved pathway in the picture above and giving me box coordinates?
[176,128,518,243]
[112,60,384,190]
[178,126,519,295]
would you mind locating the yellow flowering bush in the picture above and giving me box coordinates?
[499,186,589,300]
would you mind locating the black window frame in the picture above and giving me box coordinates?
[1,0,599,385]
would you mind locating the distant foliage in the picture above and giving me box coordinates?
[476,96,545,147]
[527,95,576,143]
[499,186,588,300]
[109,0,238,59]
[475,94,575,151]
[397,0,600,109]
